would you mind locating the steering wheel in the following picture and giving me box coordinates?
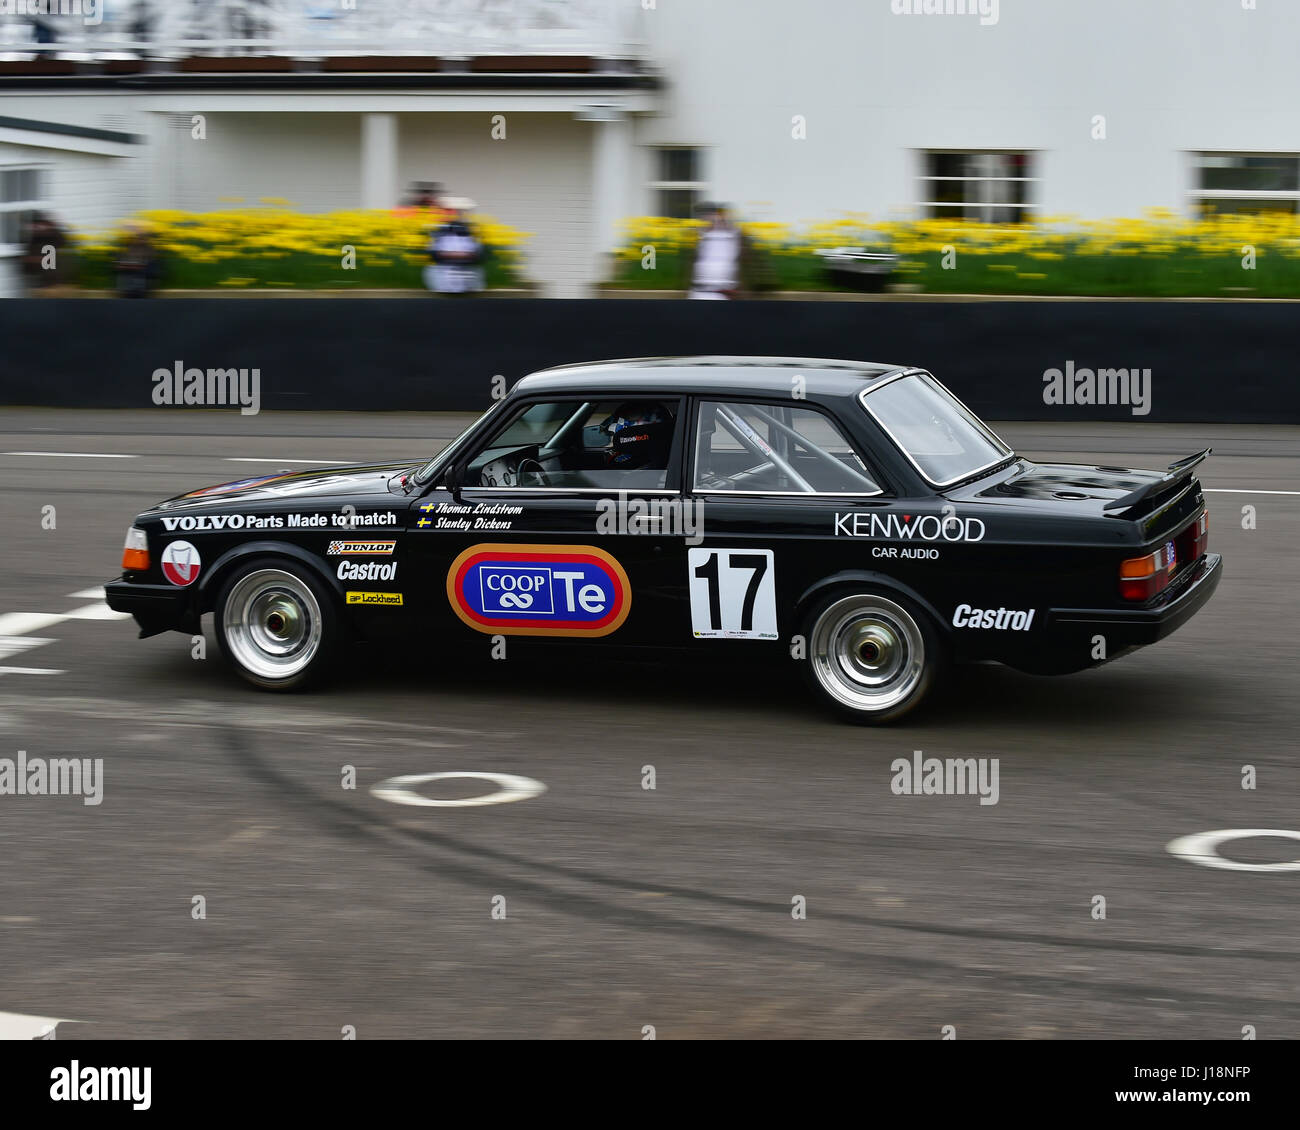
[515,457,548,487]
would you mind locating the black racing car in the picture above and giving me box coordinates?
[106,356,1222,723]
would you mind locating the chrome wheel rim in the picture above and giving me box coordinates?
[809,594,925,713]
[223,569,322,680]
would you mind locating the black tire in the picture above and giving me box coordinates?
[800,588,943,724]
[213,557,339,691]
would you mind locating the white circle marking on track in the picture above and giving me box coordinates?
[370,771,546,808]
[1166,828,1300,872]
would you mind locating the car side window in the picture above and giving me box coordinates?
[464,399,680,490]
[693,400,881,494]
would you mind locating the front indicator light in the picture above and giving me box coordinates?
[122,526,150,572]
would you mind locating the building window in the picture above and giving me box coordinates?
[1192,153,1300,216]
[919,151,1035,223]
[0,166,47,249]
[650,148,706,219]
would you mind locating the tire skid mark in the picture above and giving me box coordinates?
[216,723,1300,1018]
[2,698,1295,966]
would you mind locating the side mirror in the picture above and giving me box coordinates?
[444,460,465,498]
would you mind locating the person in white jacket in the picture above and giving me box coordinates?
[425,197,487,295]
[687,203,755,299]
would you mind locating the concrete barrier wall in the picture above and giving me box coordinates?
[1,298,1294,422]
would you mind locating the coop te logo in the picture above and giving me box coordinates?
[447,543,631,637]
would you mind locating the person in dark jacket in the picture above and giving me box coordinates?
[115,223,162,298]
[20,211,69,295]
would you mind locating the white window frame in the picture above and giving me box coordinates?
[917,150,1037,223]
[0,164,50,257]
[1189,151,1300,216]
[648,146,708,218]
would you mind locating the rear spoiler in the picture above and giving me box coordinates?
[1103,448,1211,516]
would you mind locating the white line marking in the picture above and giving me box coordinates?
[0,603,129,640]
[1204,489,1300,496]
[0,667,65,676]
[62,603,131,622]
[0,613,67,637]
[67,587,105,600]
[370,771,546,809]
[1167,828,1300,872]
[1,451,137,459]
[0,637,54,661]
[0,1010,73,1039]
[224,458,351,465]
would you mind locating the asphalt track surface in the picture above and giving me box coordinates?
[0,410,1296,1039]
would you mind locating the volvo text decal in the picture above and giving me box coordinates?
[446,543,631,637]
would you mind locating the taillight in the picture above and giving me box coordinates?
[1192,509,1209,560]
[1119,543,1176,602]
[1121,510,1208,601]
[122,526,150,572]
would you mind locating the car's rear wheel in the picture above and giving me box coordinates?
[802,590,940,723]
[214,560,338,691]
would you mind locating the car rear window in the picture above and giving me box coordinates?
[859,372,1011,486]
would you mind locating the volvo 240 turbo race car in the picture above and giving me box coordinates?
[106,357,1222,723]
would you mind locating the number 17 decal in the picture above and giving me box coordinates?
[688,548,778,640]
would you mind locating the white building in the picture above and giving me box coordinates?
[3,0,1300,297]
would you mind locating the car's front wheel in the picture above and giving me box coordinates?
[801,590,941,723]
[214,559,338,691]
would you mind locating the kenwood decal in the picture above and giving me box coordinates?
[834,512,986,542]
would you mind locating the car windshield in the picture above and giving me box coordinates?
[412,400,506,485]
[859,372,1012,486]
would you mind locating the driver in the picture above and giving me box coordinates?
[601,402,675,470]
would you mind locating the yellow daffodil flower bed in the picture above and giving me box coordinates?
[609,210,1300,296]
[73,205,531,290]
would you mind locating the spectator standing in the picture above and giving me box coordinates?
[425,197,487,295]
[115,223,162,298]
[20,212,70,296]
[686,202,757,299]
[396,181,448,221]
